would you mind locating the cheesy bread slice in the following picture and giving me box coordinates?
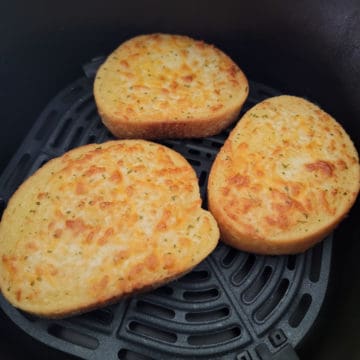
[208,95,360,254]
[0,140,219,317]
[94,33,248,139]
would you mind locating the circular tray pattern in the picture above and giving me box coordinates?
[0,65,331,360]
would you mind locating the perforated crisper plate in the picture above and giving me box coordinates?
[0,58,331,360]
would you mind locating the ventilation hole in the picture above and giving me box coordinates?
[232,254,256,284]
[187,158,201,167]
[309,242,323,282]
[77,308,114,325]
[35,110,59,140]
[75,97,93,114]
[52,118,73,147]
[118,349,154,360]
[289,294,312,328]
[237,351,252,360]
[0,198,5,219]
[188,148,200,155]
[243,266,272,303]
[87,134,97,144]
[185,307,230,322]
[179,270,209,283]
[222,248,238,267]
[206,153,212,158]
[210,141,222,149]
[187,327,241,345]
[287,255,297,270]
[20,310,37,322]
[96,121,104,129]
[190,138,203,144]
[255,279,290,322]
[85,107,99,121]
[209,133,226,143]
[152,286,173,296]
[4,153,31,189]
[198,171,208,187]
[128,321,177,343]
[67,127,84,150]
[183,288,219,301]
[158,139,181,147]
[136,300,175,319]
[104,130,114,140]
[269,329,287,347]
[61,86,83,103]
[48,324,99,349]
[160,141,174,149]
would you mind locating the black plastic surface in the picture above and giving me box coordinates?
[0,61,332,360]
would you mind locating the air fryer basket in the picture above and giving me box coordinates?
[1,2,360,360]
[0,59,333,360]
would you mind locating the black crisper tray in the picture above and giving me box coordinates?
[0,59,332,360]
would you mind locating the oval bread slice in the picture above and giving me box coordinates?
[0,140,219,318]
[94,33,249,139]
[208,95,360,254]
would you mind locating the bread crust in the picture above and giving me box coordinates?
[94,33,248,139]
[208,95,360,254]
[0,140,219,318]
[24,268,193,319]
[97,103,242,139]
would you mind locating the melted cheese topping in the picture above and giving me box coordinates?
[0,140,218,316]
[209,95,360,244]
[94,33,248,122]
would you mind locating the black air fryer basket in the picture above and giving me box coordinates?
[0,1,359,360]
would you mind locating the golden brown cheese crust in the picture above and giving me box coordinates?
[208,95,360,254]
[0,140,219,317]
[94,33,249,139]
